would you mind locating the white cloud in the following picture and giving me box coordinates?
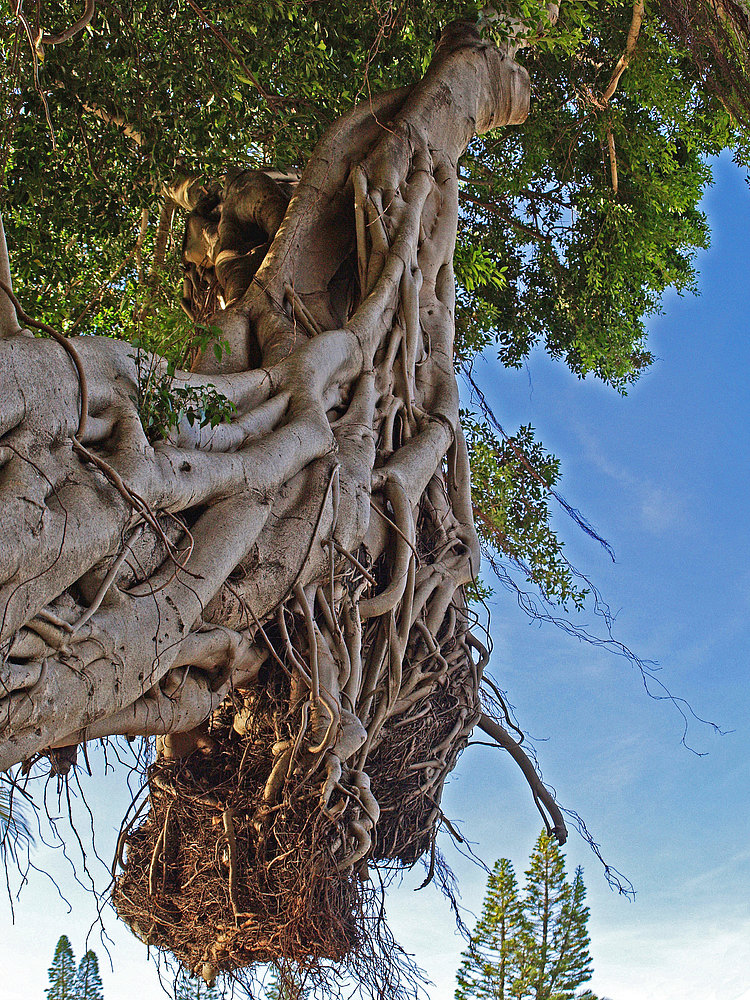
[589,912,750,1000]
[572,424,689,535]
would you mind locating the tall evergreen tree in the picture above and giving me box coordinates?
[264,962,310,999]
[456,835,598,1000]
[75,950,104,1000]
[523,832,579,1000]
[456,859,528,1000]
[46,936,78,1000]
[543,869,594,1000]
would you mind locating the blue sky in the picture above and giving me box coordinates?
[2,152,749,1000]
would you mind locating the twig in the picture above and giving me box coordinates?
[183,0,273,103]
[459,191,553,244]
[11,0,56,146]
[222,807,242,919]
[67,250,134,336]
[607,128,619,195]
[332,540,378,587]
[71,524,145,632]
[148,799,173,895]
[134,208,149,281]
[79,101,145,146]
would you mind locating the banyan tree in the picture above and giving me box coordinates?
[1,0,748,992]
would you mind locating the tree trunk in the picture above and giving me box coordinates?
[0,20,529,976]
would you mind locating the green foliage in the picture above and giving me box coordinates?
[456,3,741,390]
[130,323,235,442]
[523,836,593,1000]
[456,833,598,1000]
[455,237,508,294]
[456,858,528,1000]
[46,936,105,1000]
[131,351,236,442]
[464,416,586,610]
[46,936,78,1000]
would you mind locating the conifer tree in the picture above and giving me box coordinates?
[175,969,224,999]
[456,834,599,1000]
[264,962,311,999]
[523,832,576,1000]
[543,869,594,1000]
[456,859,528,1000]
[46,936,78,1000]
[76,951,104,1000]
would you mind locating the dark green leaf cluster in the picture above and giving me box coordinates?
[455,833,598,1000]
[130,344,236,443]
[457,2,746,390]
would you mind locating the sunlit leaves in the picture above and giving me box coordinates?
[464,416,587,610]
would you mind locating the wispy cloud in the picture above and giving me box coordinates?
[572,424,690,535]
[590,912,750,1000]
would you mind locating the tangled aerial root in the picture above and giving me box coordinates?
[113,686,360,975]
[113,576,484,980]
[655,1,750,127]
[0,20,537,992]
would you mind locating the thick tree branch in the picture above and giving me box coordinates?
[478,714,568,845]
[0,24,549,976]
[40,0,95,45]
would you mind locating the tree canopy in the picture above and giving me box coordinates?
[46,936,104,1000]
[46,935,78,1000]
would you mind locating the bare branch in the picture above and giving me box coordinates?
[79,101,145,146]
[601,1,645,104]
[607,128,619,194]
[459,191,554,243]
[40,0,95,45]
[478,714,568,845]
